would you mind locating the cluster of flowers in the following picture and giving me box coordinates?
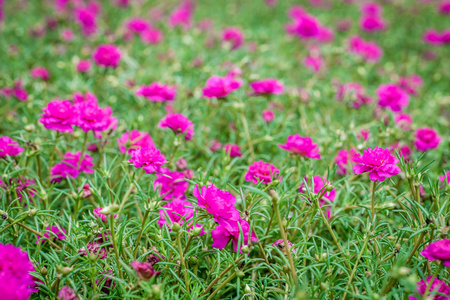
[359,2,386,33]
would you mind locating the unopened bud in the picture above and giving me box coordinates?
[244,284,252,294]
[56,265,72,276]
[172,223,181,233]
[282,265,289,273]
[192,226,202,236]
[241,246,250,254]
[40,267,48,276]
[28,208,38,217]
[152,284,162,297]
[88,253,98,262]
[324,185,333,192]
[189,257,198,265]
[99,204,119,215]
[269,190,279,204]
[236,270,245,278]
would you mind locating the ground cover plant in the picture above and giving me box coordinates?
[0,0,449,299]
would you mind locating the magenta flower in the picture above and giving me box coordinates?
[398,74,423,96]
[39,100,77,133]
[79,242,107,259]
[0,136,24,158]
[359,15,385,32]
[439,171,450,185]
[353,147,401,182]
[389,142,412,161]
[74,7,98,36]
[358,129,371,141]
[140,27,164,45]
[96,270,115,294]
[415,127,441,152]
[58,286,77,300]
[176,158,187,170]
[128,146,166,174]
[210,139,222,152]
[118,130,154,154]
[36,226,66,244]
[131,261,160,280]
[421,239,450,266]
[154,168,188,200]
[224,143,242,158]
[335,148,358,175]
[377,83,409,112]
[394,113,413,131]
[302,176,336,201]
[75,101,116,133]
[335,82,372,109]
[168,0,195,30]
[158,113,194,140]
[202,75,242,99]
[77,60,91,73]
[93,208,117,223]
[262,110,275,123]
[293,14,321,39]
[1,79,28,102]
[0,177,36,201]
[250,79,284,96]
[92,44,121,68]
[0,243,36,300]
[278,134,321,159]
[348,35,383,63]
[193,184,240,222]
[423,29,444,46]
[125,18,150,34]
[272,239,296,255]
[136,82,176,102]
[51,152,94,183]
[222,27,245,50]
[211,218,258,252]
[30,66,50,81]
[158,198,193,228]
[409,275,450,300]
[303,56,323,73]
[439,0,450,15]
[245,160,280,184]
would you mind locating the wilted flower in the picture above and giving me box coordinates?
[245,160,280,184]
[158,113,194,140]
[36,226,66,244]
[92,44,121,68]
[51,152,94,183]
[415,127,441,152]
[96,270,115,294]
[353,147,401,181]
[128,146,166,174]
[131,261,160,280]
[211,218,258,252]
[117,130,154,154]
[0,177,36,201]
[30,66,50,81]
[222,27,245,50]
[0,136,24,158]
[250,79,284,96]
[136,83,176,102]
[224,143,242,157]
[202,75,242,99]
[278,134,321,159]
[40,100,77,133]
[58,286,78,300]
[154,168,189,200]
[193,184,240,222]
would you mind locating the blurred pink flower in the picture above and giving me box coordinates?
[348,35,383,63]
[125,18,150,34]
[154,168,188,200]
[79,242,107,259]
[438,0,450,14]
[0,136,24,158]
[358,129,370,141]
[394,113,413,131]
[439,171,450,185]
[36,226,66,243]
[131,261,160,280]
[169,0,195,30]
[39,100,77,132]
[210,139,222,152]
[93,208,117,223]
[118,130,154,154]
[128,146,166,174]
[423,29,444,46]
[335,82,372,108]
[0,177,36,201]
[359,15,385,32]
[77,60,91,73]
[30,66,50,81]
[245,160,280,184]
[303,56,323,73]
[262,110,275,123]
[250,79,284,96]
[136,83,176,102]
[415,127,441,152]
[278,134,321,159]
[272,239,296,254]
[398,74,423,96]
[353,147,401,181]
[92,44,121,68]
[58,286,77,300]
[158,113,194,140]
[222,27,245,50]
[335,148,358,175]
[74,6,98,36]
[202,75,242,99]
[389,142,412,161]
[377,83,409,112]
[51,152,94,183]
[140,27,164,45]
[224,143,242,157]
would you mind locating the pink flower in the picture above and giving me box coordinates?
[58,286,77,300]
[79,242,107,259]
[39,100,77,133]
[300,176,336,202]
[154,168,188,200]
[93,208,117,223]
[415,127,441,152]
[211,218,258,252]
[359,15,385,32]
[51,152,94,183]
[0,177,36,201]
[361,2,382,15]
[74,7,98,36]
[81,184,91,198]
[193,184,240,222]
[158,113,195,140]
[118,130,154,154]
[75,101,117,133]
[60,28,75,41]
[92,44,121,68]
[131,261,160,280]
[377,83,409,112]
[96,270,115,293]
[1,80,28,101]
[394,113,413,131]
[222,27,245,50]
[224,143,242,157]
[317,26,334,43]
[125,18,150,34]
[398,74,423,96]
[439,171,450,185]
[358,129,371,141]
[30,66,50,81]
[389,142,412,161]
[210,139,222,152]
[293,14,321,39]
[158,198,193,228]
[140,27,164,45]
[335,82,372,108]
[136,83,176,102]
[353,147,401,181]
[245,161,280,184]
[77,60,91,73]
[438,0,450,15]
[348,35,383,63]
[73,91,98,103]
[409,275,450,300]
[36,226,66,243]
[262,110,275,123]
[272,239,296,255]
[421,239,450,266]
[0,136,24,158]
[168,0,195,30]
[423,29,444,46]
[303,56,323,73]
[202,75,242,99]
[250,79,284,96]
[0,243,36,300]
[335,149,358,175]
[128,146,166,174]
[278,134,321,159]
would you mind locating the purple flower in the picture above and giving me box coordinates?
[136,83,176,102]
[131,261,160,280]
[202,75,242,99]
[0,136,24,158]
[36,226,66,244]
[117,130,154,154]
[158,198,193,228]
[92,44,121,68]
[278,134,321,159]
[58,286,78,300]
[154,168,188,200]
[440,171,450,185]
[421,239,450,266]
[158,113,194,141]
[377,83,409,112]
[128,147,166,174]
[415,127,441,152]
[79,242,107,259]
[211,218,258,252]
[250,79,284,96]
[224,143,242,157]
[245,160,280,184]
[193,184,240,222]
[51,152,94,183]
[353,147,401,182]
[222,27,245,50]
[96,270,115,293]
[39,100,77,133]
[409,275,450,300]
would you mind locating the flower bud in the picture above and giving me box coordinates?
[56,265,72,276]
[40,267,48,276]
[88,253,98,262]
[99,204,120,215]
[282,265,289,273]
[244,284,252,294]
[189,257,198,265]
[152,284,162,298]
[28,208,38,217]
[241,246,250,254]
[236,270,245,278]
[192,226,202,236]
[172,222,181,233]
[324,184,333,192]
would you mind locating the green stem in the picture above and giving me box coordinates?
[109,215,124,279]
[176,232,190,293]
[202,255,245,296]
[423,264,443,299]
[240,112,255,161]
[207,271,237,300]
[133,208,150,259]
